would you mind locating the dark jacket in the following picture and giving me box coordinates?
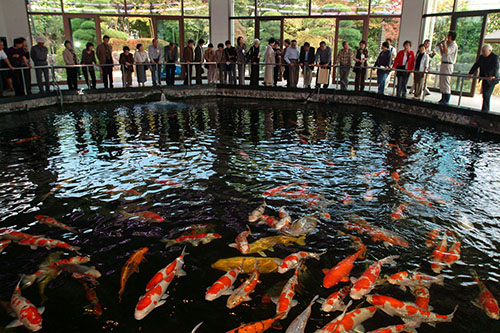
[119,53,134,72]
[194,45,203,63]
[247,45,260,63]
[469,52,499,84]
[354,48,368,70]
[375,49,391,74]
[183,46,193,62]
[164,46,178,63]
[81,50,97,65]
[224,46,237,63]
[299,46,315,69]
[96,43,113,64]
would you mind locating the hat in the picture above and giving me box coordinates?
[36,36,46,43]
[253,39,260,44]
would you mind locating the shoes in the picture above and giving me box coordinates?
[425,91,431,96]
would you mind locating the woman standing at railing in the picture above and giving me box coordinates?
[62,40,78,91]
[134,44,148,88]
[264,38,276,87]
[247,39,260,87]
[119,46,134,88]
[0,40,15,98]
[215,43,226,84]
[393,40,415,98]
[374,41,391,95]
[353,40,368,92]
[236,36,247,86]
[204,43,216,84]
[413,44,430,100]
[81,42,97,90]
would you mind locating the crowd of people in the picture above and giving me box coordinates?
[0,30,498,112]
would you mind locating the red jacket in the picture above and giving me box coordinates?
[393,50,415,71]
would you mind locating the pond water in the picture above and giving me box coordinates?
[0,97,500,332]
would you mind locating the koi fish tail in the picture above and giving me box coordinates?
[163,240,176,248]
[380,255,399,266]
[297,235,306,246]
[469,269,480,283]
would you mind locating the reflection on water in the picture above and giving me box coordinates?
[0,98,500,332]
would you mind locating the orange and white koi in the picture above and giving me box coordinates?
[341,192,353,205]
[430,232,448,273]
[441,176,461,186]
[78,279,103,317]
[18,236,80,253]
[34,215,76,233]
[130,211,164,223]
[227,264,260,309]
[163,233,222,248]
[22,256,91,288]
[366,294,457,326]
[279,192,323,199]
[391,171,400,182]
[416,189,446,205]
[249,201,267,222]
[410,286,430,310]
[322,245,366,288]
[320,286,351,312]
[387,271,444,291]
[345,222,409,247]
[9,136,41,144]
[362,170,388,179]
[206,266,242,301]
[0,239,11,253]
[316,305,377,333]
[443,232,460,268]
[326,161,335,168]
[274,268,300,318]
[364,190,374,202]
[367,322,419,333]
[151,178,183,187]
[119,247,149,302]
[425,229,440,248]
[263,182,300,197]
[229,226,251,254]
[0,228,35,242]
[278,251,323,274]
[286,295,318,332]
[239,150,249,159]
[397,185,433,208]
[350,255,399,299]
[470,269,500,320]
[391,203,407,221]
[58,264,101,280]
[258,215,281,229]
[395,145,405,157]
[226,313,284,333]
[6,278,44,331]
[278,206,292,230]
[134,271,175,320]
[145,247,187,292]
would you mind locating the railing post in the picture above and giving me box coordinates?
[392,69,396,96]
[188,64,191,86]
[458,75,465,107]
[422,72,428,102]
[368,67,373,92]
[21,68,27,95]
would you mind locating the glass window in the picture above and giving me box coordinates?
[232,0,256,16]
[485,13,500,56]
[257,0,309,16]
[284,18,336,47]
[183,0,210,16]
[424,0,454,14]
[370,0,402,15]
[62,0,125,14]
[422,15,450,69]
[259,20,281,45]
[337,19,364,54]
[69,17,97,57]
[184,19,210,44]
[157,20,181,46]
[456,0,500,11]
[28,14,65,61]
[26,0,62,12]
[367,17,400,63]
[126,0,181,15]
[311,0,369,16]
[231,19,255,46]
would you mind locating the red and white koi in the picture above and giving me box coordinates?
[226,313,284,333]
[322,245,367,289]
[367,322,419,333]
[229,226,251,254]
[430,232,448,273]
[58,264,101,280]
[6,278,44,331]
[415,189,446,205]
[396,185,433,208]
[410,286,430,310]
[470,269,500,320]
[286,295,318,333]
[0,239,11,253]
[227,264,260,309]
[320,286,351,312]
[163,233,222,248]
[395,145,405,157]
[366,294,457,326]
[206,266,242,301]
[278,251,323,274]
[17,236,80,253]
[34,215,76,233]
[350,255,399,300]
[9,136,41,144]
[341,192,353,205]
[387,271,444,291]
[277,206,292,230]
[258,215,281,229]
[316,305,377,333]
[345,222,409,247]
[274,268,300,319]
[134,271,175,320]
[391,171,400,182]
[443,232,461,268]
[145,247,187,291]
[364,189,374,202]
[391,203,407,221]
[0,228,35,242]
[425,229,440,248]
[262,182,300,197]
[249,201,267,222]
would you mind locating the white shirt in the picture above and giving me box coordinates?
[416,52,430,72]
[264,45,275,64]
[441,41,458,64]
[0,49,7,60]
[134,50,148,63]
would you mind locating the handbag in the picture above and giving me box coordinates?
[317,67,329,85]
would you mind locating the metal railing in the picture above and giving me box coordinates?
[0,61,494,112]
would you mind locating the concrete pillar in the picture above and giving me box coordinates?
[210,0,230,44]
[0,0,30,47]
[398,0,425,50]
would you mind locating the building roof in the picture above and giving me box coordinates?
[484,30,500,43]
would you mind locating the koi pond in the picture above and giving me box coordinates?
[0,97,500,332]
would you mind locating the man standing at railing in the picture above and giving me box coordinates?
[315,41,332,89]
[31,36,50,94]
[148,39,162,87]
[247,39,260,87]
[164,42,178,86]
[194,39,205,85]
[284,39,299,89]
[437,31,458,105]
[96,35,113,89]
[337,41,354,91]
[7,38,30,96]
[299,42,315,89]
[224,40,237,85]
[0,40,15,97]
[183,39,194,85]
[468,44,499,113]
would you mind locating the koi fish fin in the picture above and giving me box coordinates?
[381,255,399,266]
[399,285,407,292]
[228,243,237,249]
[30,245,38,250]
[352,324,365,333]
[310,295,320,305]
[191,322,203,333]
[291,299,298,308]
[383,241,393,247]
[38,306,45,314]
[258,251,267,257]
[341,276,350,282]
[268,247,275,252]
[297,235,306,246]
[350,277,358,284]
[176,268,187,277]
[160,294,169,300]
[271,296,278,304]
[243,296,252,302]
[221,288,234,296]
[163,240,175,248]
[155,299,167,308]
[435,275,445,286]
[471,300,482,309]
[322,269,329,275]
[6,319,22,328]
